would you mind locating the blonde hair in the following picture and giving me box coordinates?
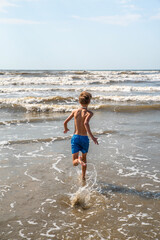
[79,91,92,105]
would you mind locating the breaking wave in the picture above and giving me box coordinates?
[0,102,160,114]
[95,104,160,112]
[0,94,160,113]
[1,94,160,104]
[1,86,160,94]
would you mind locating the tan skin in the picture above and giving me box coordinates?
[64,102,98,181]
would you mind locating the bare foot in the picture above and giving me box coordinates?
[78,156,86,166]
[81,178,86,186]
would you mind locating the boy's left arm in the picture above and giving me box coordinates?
[84,111,99,145]
[63,111,74,133]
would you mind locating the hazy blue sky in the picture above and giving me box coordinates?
[0,0,160,70]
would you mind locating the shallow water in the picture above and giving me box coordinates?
[0,70,160,239]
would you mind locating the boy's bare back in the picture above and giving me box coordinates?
[73,108,93,136]
[63,91,98,145]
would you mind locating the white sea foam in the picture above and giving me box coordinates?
[95,95,160,102]
[24,170,41,182]
[1,85,160,93]
[40,224,60,237]
[16,220,23,226]
[0,141,9,146]
[50,157,64,173]
[27,220,38,225]
[19,229,31,240]
[41,199,56,206]
[0,70,160,87]
[10,201,16,208]
[0,185,11,198]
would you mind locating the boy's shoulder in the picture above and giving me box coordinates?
[72,108,93,116]
[86,109,93,116]
[72,108,79,114]
[72,108,93,117]
[88,109,93,114]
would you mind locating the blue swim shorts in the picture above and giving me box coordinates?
[71,134,89,154]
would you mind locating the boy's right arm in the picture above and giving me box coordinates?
[63,111,74,133]
[84,112,98,145]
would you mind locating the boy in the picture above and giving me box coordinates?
[63,91,98,181]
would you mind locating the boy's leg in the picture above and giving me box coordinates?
[72,152,86,166]
[81,153,87,180]
[72,152,79,166]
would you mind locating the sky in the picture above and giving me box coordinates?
[0,0,160,70]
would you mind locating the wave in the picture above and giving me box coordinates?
[118,71,139,75]
[94,95,160,102]
[73,71,91,75]
[0,96,76,105]
[118,70,160,75]
[95,104,160,112]
[0,102,78,112]
[0,130,114,146]
[1,86,160,94]
[0,94,160,106]
[1,94,160,113]
[1,70,92,76]
[1,102,160,113]
[0,137,70,146]
[0,78,141,86]
[0,77,61,86]
[1,74,160,86]
[0,87,77,93]
[90,86,160,92]
[11,72,44,76]
[0,117,64,126]
[0,79,155,86]
[0,71,56,77]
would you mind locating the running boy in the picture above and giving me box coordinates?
[63,91,98,181]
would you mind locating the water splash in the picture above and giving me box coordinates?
[70,163,98,209]
[70,187,91,209]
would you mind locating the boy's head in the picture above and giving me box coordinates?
[79,91,92,105]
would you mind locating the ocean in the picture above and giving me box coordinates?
[0,70,160,240]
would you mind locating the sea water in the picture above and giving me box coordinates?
[0,70,160,239]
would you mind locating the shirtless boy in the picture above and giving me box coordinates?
[63,91,98,181]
